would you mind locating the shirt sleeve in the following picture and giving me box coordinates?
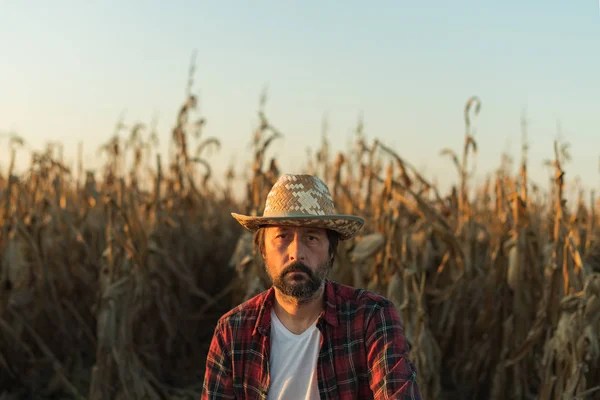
[201,320,235,399]
[365,301,422,399]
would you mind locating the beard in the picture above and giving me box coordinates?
[267,259,331,301]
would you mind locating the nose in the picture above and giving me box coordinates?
[288,234,306,262]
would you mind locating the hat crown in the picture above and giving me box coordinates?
[263,174,336,217]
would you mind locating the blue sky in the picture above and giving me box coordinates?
[1,1,599,200]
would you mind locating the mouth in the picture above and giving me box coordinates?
[286,271,308,280]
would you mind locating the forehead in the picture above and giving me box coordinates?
[264,225,328,236]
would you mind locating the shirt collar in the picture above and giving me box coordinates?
[253,279,339,336]
[322,279,339,327]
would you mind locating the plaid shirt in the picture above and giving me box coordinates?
[201,279,421,399]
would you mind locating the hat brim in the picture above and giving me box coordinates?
[231,213,364,240]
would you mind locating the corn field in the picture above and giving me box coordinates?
[1,86,599,400]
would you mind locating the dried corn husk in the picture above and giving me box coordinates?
[584,294,600,321]
[387,270,404,311]
[229,231,253,271]
[507,243,519,291]
[244,275,266,302]
[349,233,385,263]
[2,235,28,287]
[411,322,442,400]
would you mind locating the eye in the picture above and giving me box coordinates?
[308,235,318,241]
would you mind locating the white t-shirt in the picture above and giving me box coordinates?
[267,309,321,400]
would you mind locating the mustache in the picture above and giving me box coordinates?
[281,261,314,277]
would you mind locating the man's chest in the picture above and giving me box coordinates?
[230,328,372,399]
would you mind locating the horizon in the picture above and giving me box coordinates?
[1,1,599,205]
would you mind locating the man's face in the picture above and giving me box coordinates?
[262,225,331,301]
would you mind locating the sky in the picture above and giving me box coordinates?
[1,1,599,202]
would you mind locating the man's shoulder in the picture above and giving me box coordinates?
[330,281,405,336]
[329,280,394,310]
[216,288,270,327]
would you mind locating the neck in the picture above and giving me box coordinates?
[272,284,325,334]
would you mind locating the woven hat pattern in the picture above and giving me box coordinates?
[231,174,364,240]
[264,174,334,217]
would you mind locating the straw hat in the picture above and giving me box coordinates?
[232,174,364,240]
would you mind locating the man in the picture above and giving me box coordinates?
[202,174,421,399]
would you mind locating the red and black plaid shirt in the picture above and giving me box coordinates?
[201,279,421,399]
